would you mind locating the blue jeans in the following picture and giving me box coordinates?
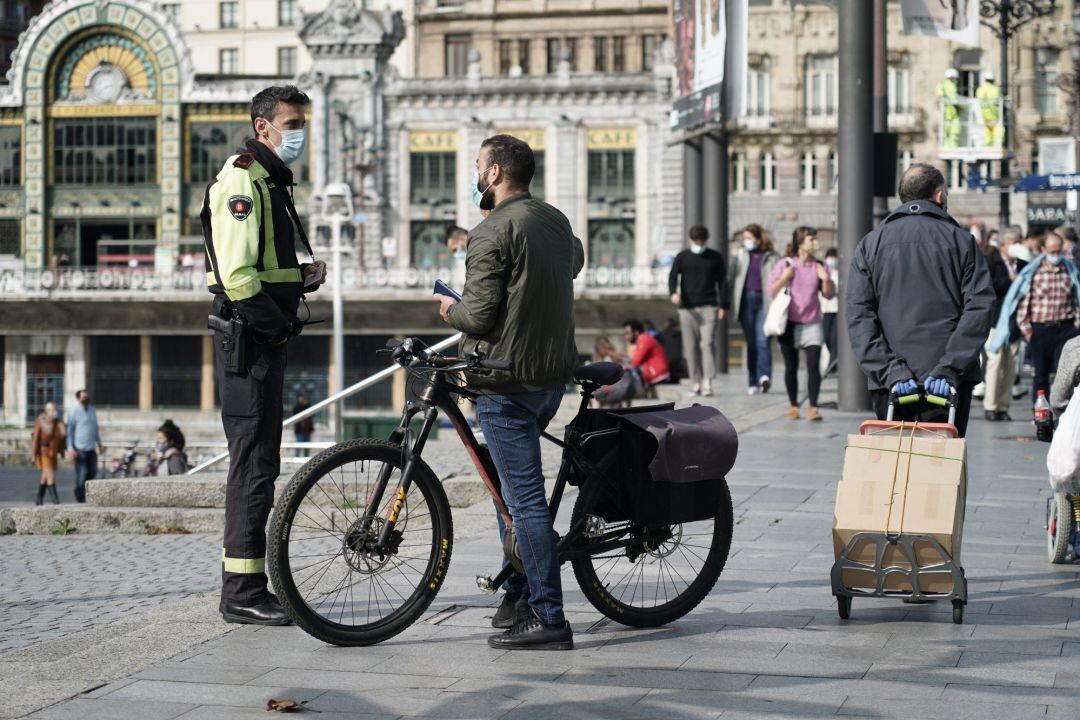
[74,449,97,503]
[477,387,565,626]
[739,290,773,387]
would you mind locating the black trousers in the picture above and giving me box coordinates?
[870,383,974,438]
[1030,321,1079,402]
[215,329,287,605]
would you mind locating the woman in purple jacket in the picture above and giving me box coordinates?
[769,227,836,421]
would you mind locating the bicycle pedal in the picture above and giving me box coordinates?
[475,575,497,594]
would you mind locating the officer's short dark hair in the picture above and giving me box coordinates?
[444,225,468,244]
[480,134,535,190]
[250,85,310,132]
[689,224,709,242]
[624,319,644,334]
[898,163,946,203]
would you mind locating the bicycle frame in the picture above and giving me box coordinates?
[355,366,606,589]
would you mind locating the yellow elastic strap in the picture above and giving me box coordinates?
[221,548,265,574]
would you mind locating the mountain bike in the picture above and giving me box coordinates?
[268,338,733,646]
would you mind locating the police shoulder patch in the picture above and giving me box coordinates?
[232,153,255,169]
[228,195,254,221]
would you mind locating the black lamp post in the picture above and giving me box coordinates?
[979,0,1058,228]
[1058,6,1080,234]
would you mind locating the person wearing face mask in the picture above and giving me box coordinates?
[667,224,728,397]
[847,163,995,438]
[154,420,189,476]
[820,248,840,364]
[444,224,469,291]
[769,227,835,421]
[729,224,780,395]
[201,85,327,627]
[30,402,64,505]
[991,230,1080,402]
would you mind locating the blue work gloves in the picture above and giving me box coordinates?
[924,376,952,398]
[892,379,918,396]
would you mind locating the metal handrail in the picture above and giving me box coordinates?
[186,332,463,474]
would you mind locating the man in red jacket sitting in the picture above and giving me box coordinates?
[597,320,670,406]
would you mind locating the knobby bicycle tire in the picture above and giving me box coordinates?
[570,476,733,627]
[268,439,454,646]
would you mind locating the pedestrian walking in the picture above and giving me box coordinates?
[729,223,780,395]
[668,224,728,397]
[202,85,327,626]
[768,227,835,421]
[434,133,583,650]
[291,394,314,458]
[30,402,64,505]
[991,230,1080,402]
[821,247,840,363]
[981,226,1017,421]
[155,419,189,476]
[847,163,995,438]
[66,389,101,503]
[596,320,671,407]
[1057,225,1080,268]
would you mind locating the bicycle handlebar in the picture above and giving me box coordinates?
[384,338,512,374]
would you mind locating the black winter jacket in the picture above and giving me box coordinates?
[845,200,995,391]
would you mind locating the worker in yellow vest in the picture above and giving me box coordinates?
[975,71,1004,148]
[936,69,961,149]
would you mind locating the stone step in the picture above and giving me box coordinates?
[1,505,225,535]
[81,474,492,511]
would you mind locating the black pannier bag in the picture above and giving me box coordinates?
[569,404,738,526]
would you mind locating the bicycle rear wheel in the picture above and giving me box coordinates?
[268,439,453,646]
[570,476,733,627]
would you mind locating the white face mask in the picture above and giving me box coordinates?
[743,239,758,253]
[268,122,306,165]
[690,243,706,255]
[453,250,466,262]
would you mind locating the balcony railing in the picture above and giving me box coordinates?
[0,264,674,295]
[938,97,1008,161]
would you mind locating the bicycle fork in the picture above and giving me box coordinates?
[359,403,440,554]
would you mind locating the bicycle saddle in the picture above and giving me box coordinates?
[573,362,624,387]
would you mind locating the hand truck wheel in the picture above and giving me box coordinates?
[951,598,964,625]
[836,594,851,620]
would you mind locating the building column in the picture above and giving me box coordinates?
[702,132,729,374]
[139,335,152,412]
[200,335,215,412]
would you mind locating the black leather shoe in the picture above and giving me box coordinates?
[488,608,573,650]
[985,410,1000,422]
[996,411,1012,422]
[219,595,292,626]
[491,595,528,629]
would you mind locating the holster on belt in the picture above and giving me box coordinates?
[208,306,248,374]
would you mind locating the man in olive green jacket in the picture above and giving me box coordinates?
[435,134,583,651]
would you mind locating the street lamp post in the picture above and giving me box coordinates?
[320,183,354,442]
[979,0,1058,229]
[1058,7,1080,235]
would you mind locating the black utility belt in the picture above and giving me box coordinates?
[1032,319,1076,329]
[208,311,248,373]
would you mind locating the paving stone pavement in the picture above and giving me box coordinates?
[0,534,222,653]
[11,373,1080,719]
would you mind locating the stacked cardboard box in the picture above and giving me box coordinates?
[832,426,967,594]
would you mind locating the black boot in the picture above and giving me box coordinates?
[491,594,528,629]
[35,485,45,506]
[47,485,60,504]
[219,594,292,626]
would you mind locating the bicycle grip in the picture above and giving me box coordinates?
[481,359,512,371]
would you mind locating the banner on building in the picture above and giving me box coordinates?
[900,0,980,48]
[671,0,747,133]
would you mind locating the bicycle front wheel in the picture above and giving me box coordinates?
[570,476,733,627]
[268,439,453,646]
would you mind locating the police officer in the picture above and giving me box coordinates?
[201,85,326,625]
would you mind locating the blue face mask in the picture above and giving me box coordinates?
[1047,253,1064,266]
[470,166,493,208]
[270,123,306,165]
[453,250,467,262]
